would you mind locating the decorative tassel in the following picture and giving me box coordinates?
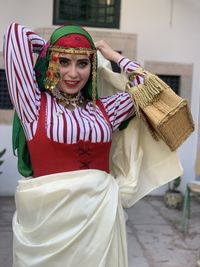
[44,53,60,91]
[128,72,167,107]
[127,69,170,117]
[92,53,97,107]
[126,68,171,140]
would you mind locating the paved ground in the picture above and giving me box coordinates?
[126,196,200,267]
[0,195,200,267]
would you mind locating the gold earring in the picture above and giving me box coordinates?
[44,53,60,91]
[92,52,97,106]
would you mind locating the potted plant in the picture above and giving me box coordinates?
[0,148,6,175]
[164,176,183,209]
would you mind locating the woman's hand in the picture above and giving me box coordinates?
[95,40,123,63]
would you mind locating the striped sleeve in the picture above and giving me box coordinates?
[118,57,144,85]
[3,23,46,124]
[100,92,135,131]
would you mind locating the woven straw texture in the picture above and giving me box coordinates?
[142,88,194,151]
[128,70,195,151]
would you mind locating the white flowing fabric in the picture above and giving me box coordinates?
[110,117,183,208]
[13,170,128,267]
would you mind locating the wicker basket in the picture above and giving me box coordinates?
[142,88,194,151]
[127,70,195,151]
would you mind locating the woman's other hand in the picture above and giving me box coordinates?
[95,40,123,63]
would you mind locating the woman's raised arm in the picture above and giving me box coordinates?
[3,23,46,125]
[95,39,144,85]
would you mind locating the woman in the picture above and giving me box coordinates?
[4,23,182,267]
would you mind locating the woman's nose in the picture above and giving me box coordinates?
[68,65,78,78]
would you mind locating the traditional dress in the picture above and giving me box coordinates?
[4,23,183,267]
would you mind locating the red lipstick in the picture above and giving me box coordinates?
[64,81,80,88]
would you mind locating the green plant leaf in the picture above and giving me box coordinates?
[0,149,6,158]
[173,177,181,189]
[0,149,6,175]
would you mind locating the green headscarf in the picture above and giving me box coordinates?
[13,25,98,176]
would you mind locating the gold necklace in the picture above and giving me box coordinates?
[49,88,88,111]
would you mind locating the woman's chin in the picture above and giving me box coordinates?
[60,88,81,95]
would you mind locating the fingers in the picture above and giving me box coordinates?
[94,40,109,50]
[95,40,123,63]
[94,40,113,59]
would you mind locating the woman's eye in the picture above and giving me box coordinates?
[59,58,69,66]
[78,61,89,68]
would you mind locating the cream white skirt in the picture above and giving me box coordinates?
[13,170,128,267]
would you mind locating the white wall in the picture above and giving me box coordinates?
[1,0,53,50]
[0,0,54,195]
[0,125,19,195]
[0,0,199,195]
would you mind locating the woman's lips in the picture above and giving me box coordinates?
[64,81,80,88]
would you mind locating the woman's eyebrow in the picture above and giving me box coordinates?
[59,57,71,60]
[77,58,90,62]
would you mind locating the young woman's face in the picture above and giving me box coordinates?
[57,53,91,95]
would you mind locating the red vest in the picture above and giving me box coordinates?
[27,94,111,177]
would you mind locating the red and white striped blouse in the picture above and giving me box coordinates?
[4,23,143,144]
